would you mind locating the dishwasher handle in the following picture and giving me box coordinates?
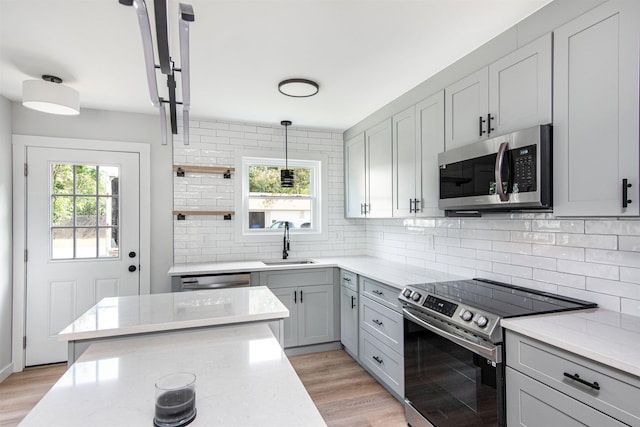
[181,280,250,290]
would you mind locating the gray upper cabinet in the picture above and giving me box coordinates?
[345,120,393,218]
[553,0,640,216]
[445,33,552,150]
[345,132,366,218]
[445,67,489,150]
[392,91,445,218]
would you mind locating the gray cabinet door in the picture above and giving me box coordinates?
[345,132,366,218]
[489,33,552,136]
[270,286,298,348]
[415,90,445,217]
[365,119,393,218]
[445,67,489,150]
[554,0,640,216]
[392,106,417,217]
[340,285,358,356]
[298,284,335,346]
[506,367,625,427]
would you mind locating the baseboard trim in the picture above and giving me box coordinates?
[284,341,341,357]
[0,362,14,383]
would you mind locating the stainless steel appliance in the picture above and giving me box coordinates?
[438,125,552,211]
[399,278,596,427]
[172,272,251,292]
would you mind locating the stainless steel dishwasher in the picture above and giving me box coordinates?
[172,272,251,292]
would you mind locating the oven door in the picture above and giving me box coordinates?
[403,308,505,427]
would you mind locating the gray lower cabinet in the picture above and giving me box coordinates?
[261,268,338,349]
[506,331,640,426]
[358,276,404,398]
[340,270,358,356]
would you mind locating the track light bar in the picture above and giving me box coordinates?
[154,0,171,75]
[131,0,159,108]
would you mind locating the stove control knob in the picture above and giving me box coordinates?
[411,292,422,302]
[459,309,473,321]
[475,315,489,328]
[403,289,412,298]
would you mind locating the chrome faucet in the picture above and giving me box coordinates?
[283,222,290,259]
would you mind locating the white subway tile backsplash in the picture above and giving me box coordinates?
[619,236,640,252]
[621,298,640,317]
[492,241,531,255]
[557,259,619,280]
[556,233,617,250]
[533,269,585,289]
[532,219,584,233]
[532,244,584,261]
[511,231,556,245]
[586,277,640,299]
[493,263,532,279]
[586,249,640,268]
[510,254,556,271]
[620,267,640,284]
[585,220,640,236]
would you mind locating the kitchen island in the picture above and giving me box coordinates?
[21,323,326,427]
[58,286,289,363]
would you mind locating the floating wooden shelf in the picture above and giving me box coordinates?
[173,210,235,220]
[173,165,234,178]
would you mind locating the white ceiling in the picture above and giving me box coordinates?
[0,0,551,131]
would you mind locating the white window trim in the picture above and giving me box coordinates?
[234,149,329,243]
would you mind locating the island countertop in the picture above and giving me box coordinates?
[21,323,326,427]
[58,286,289,342]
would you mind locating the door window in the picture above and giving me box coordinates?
[50,164,120,259]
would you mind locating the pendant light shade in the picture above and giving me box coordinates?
[281,120,294,188]
[22,75,80,115]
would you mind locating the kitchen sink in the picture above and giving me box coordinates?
[261,259,316,266]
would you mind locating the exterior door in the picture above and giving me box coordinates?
[25,147,141,366]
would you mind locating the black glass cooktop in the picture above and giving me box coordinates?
[409,278,597,318]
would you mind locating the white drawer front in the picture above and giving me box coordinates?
[360,277,401,313]
[359,329,404,397]
[340,270,358,292]
[506,332,640,426]
[360,296,403,355]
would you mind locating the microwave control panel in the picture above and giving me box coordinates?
[511,144,537,193]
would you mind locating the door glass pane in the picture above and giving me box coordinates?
[50,163,120,260]
[76,228,97,258]
[52,164,74,194]
[51,228,74,259]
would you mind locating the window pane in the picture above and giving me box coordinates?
[52,196,74,227]
[248,197,311,229]
[99,167,119,196]
[98,197,119,226]
[52,228,74,259]
[75,165,98,195]
[76,228,97,258]
[51,164,74,194]
[76,196,97,226]
[99,227,119,258]
[249,166,311,195]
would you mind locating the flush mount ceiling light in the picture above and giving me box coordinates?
[278,79,319,98]
[22,75,80,115]
[280,120,295,188]
[120,0,195,145]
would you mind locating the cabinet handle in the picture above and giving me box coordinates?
[343,277,351,282]
[372,289,384,296]
[372,355,384,364]
[300,290,303,303]
[487,114,495,135]
[372,319,384,327]
[623,179,633,208]
[294,291,297,304]
[479,116,486,136]
[409,198,414,213]
[364,203,369,214]
[360,203,364,215]
[563,372,600,391]
[414,199,420,213]
[351,295,356,309]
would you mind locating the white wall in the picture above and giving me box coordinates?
[11,103,174,293]
[0,96,13,381]
[173,118,366,263]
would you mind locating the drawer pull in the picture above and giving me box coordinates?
[351,295,356,309]
[372,356,384,365]
[563,372,600,391]
[372,289,384,296]
[372,319,384,327]
[343,277,352,282]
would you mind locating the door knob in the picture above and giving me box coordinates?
[128,265,137,272]
[129,251,136,258]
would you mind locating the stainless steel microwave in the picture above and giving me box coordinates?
[438,124,552,211]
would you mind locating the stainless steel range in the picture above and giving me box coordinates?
[399,278,596,427]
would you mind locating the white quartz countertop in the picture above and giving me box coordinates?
[58,286,288,341]
[21,323,326,427]
[169,256,463,290]
[502,308,640,378]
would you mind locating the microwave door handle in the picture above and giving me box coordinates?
[495,142,509,202]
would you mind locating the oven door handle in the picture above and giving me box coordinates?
[403,308,502,363]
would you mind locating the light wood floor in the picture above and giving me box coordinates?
[0,350,406,427]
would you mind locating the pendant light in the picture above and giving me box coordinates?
[280,120,294,188]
